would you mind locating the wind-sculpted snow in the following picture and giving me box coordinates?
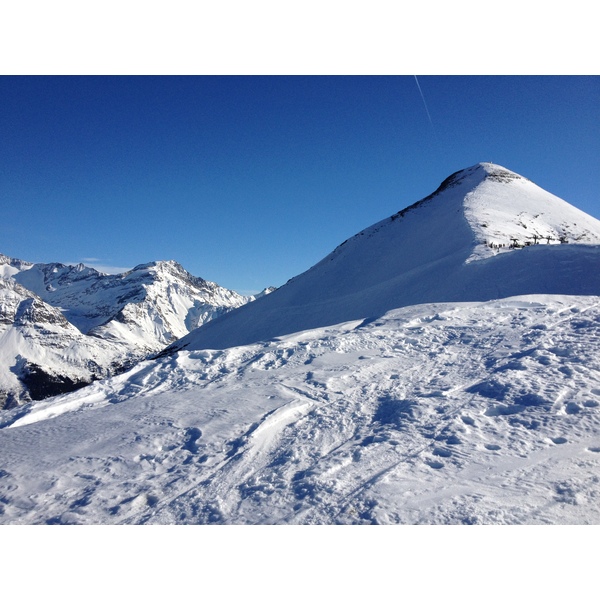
[1,295,599,524]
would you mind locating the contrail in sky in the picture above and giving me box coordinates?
[414,75,435,132]
[413,75,444,155]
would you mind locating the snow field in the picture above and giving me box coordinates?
[1,294,599,524]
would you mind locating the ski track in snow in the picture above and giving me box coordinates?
[1,295,599,524]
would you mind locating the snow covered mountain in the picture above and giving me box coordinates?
[168,163,600,352]
[1,256,259,406]
[1,162,599,525]
[0,278,122,408]
[0,253,33,278]
[12,258,253,343]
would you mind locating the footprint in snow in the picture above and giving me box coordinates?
[183,427,203,453]
[432,447,452,458]
[484,443,501,451]
[551,437,568,445]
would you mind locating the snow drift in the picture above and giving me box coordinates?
[1,295,599,524]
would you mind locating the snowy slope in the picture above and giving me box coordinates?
[169,163,600,352]
[1,295,599,524]
[1,162,599,525]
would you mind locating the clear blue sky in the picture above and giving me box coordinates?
[1,76,598,293]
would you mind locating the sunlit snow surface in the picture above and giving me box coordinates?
[1,294,599,524]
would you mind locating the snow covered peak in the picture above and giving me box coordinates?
[398,163,524,208]
[170,163,600,351]
[377,161,600,263]
[444,162,525,185]
[460,163,600,261]
[131,259,184,273]
[8,255,248,337]
[127,260,214,292]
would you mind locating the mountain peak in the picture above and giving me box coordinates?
[131,259,179,271]
[2,253,256,405]
[170,163,600,352]
[469,162,524,178]
[0,253,33,278]
[425,162,525,198]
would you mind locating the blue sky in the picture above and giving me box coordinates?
[1,75,598,293]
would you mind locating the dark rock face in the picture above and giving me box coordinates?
[15,360,90,401]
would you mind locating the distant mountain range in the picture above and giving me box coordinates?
[0,255,273,407]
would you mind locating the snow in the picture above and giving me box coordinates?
[0,253,33,278]
[13,259,251,339]
[1,163,599,526]
[0,278,126,406]
[463,163,600,261]
[1,294,599,524]
[1,257,256,405]
[169,163,600,351]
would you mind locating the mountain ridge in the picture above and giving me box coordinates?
[167,163,600,352]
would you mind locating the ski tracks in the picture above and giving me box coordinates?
[5,296,599,525]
